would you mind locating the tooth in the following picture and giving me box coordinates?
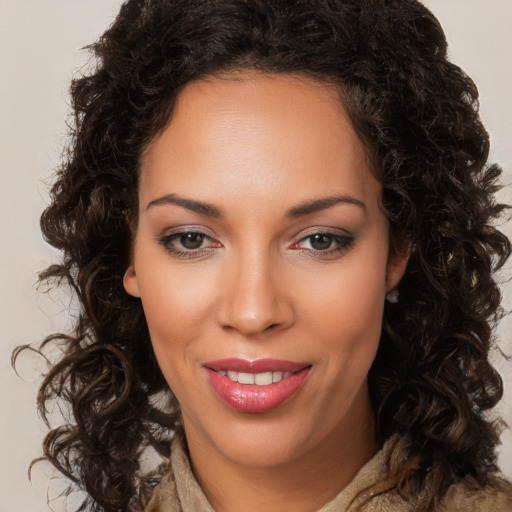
[272,371,283,383]
[255,372,273,385]
[223,369,293,385]
[238,372,255,384]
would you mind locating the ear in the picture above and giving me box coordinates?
[123,251,141,298]
[386,248,409,293]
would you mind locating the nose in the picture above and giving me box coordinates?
[216,248,295,336]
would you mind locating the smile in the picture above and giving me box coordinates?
[216,370,293,385]
[204,358,311,413]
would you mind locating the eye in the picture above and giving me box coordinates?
[159,230,221,258]
[178,232,206,249]
[291,231,354,257]
[303,233,336,251]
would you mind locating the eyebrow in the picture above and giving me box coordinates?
[146,193,365,219]
[285,195,366,218]
[146,194,223,217]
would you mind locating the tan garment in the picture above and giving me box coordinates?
[144,438,512,512]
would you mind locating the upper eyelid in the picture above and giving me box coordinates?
[294,226,352,240]
[161,225,218,239]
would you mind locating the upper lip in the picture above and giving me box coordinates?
[204,358,310,373]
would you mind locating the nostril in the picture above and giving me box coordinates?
[216,294,295,335]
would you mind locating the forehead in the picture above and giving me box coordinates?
[139,72,379,211]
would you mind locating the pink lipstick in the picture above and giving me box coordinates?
[204,358,311,413]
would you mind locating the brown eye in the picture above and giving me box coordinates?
[180,232,205,249]
[291,231,355,258]
[159,230,222,259]
[309,234,333,250]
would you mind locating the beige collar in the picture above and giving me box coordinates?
[144,437,398,512]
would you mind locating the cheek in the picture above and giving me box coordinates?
[302,252,386,328]
[135,261,217,404]
[296,249,387,373]
[134,246,218,360]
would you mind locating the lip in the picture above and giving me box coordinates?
[204,358,311,414]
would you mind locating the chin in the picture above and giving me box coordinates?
[217,433,309,468]
[185,408,315,468]
[171,390,306,469]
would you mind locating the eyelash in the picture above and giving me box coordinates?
[291,232,355,257]
[158,230,355,259]
[159,231,220,259]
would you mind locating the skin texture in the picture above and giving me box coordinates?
[124,73,408,512]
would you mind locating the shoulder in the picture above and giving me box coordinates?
[357,477,512,512]
[438,478,512,512]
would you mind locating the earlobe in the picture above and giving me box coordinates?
[123,263,141,298]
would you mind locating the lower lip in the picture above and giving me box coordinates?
[205,367,311,413]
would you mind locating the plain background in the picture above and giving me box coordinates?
[1,1,511,510]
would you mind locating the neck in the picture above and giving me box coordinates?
[184,389,379,512]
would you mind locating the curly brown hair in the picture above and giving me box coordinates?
[14,0,511,510]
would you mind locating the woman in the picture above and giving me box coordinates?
[22,0,512,510]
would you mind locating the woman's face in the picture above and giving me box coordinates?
[124,73,407,469]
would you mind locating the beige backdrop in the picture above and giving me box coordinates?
[1,1,511,510]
